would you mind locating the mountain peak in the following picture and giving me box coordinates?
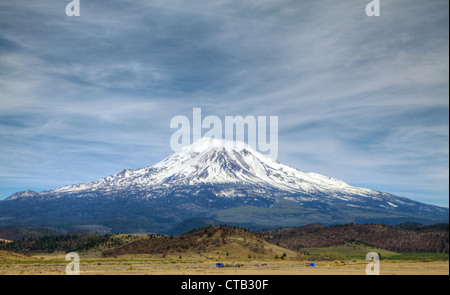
[151,137,308,188]
[50,137,356,195]
[2,139,448,233]
[179,137,255,154]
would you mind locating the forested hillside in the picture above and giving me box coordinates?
[262,223,449,253]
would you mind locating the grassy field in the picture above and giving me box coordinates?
[302,241,449,261]
[0,252,448,275]
[382,252,449,261]
[0,225,448,275]
[1,242,448,275]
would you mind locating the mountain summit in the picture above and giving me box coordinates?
[29,138,388,198]
[45,138,358,195]
[1,138,448,234]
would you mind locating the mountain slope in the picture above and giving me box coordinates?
[0,138,448,234]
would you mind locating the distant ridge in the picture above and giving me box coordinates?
[262,223,449,253]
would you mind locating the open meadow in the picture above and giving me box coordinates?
[1,225,448,275]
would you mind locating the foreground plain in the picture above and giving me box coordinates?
[0,253,448,275]
[1,225,448,275]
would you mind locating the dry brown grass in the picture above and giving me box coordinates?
[0,250,36,262]
[0,256,448,275]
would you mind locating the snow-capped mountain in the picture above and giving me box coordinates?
[1,138,448,234]
[49,138,364,193]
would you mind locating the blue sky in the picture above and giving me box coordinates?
[0,0,448,207]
